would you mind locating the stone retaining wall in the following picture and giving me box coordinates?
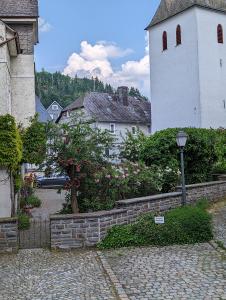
[0,218,18,253]
[50,181,226,250]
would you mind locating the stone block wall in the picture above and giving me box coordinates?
[50,181,226,250]
[0,218,18,253]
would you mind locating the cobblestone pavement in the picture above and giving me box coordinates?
[0,249,117,300]
[212,202,226,247]
[104,243,226,300]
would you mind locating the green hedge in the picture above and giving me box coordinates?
[98,202,213,249]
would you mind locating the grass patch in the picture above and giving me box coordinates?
[98,202,213,249]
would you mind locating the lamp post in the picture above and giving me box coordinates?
[176,131,188,205]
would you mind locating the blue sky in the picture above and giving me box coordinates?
[36,0,160,96]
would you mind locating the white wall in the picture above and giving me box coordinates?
[11,54,35,126]
[0,169,11,218]
[196,7,226,128]
[0,23,12,116]
[149,8,201,132]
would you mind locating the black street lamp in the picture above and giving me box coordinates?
[176,131,188,205]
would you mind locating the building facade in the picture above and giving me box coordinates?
[47,101,63,122]
[147,0,226,132]
[57,87,151,161]
[0,0,38,217]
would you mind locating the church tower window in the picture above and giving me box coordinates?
[162,31,168,51]
[176,25,182,45]
[217,24,223,43]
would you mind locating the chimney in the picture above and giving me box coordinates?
[117,86,129,106]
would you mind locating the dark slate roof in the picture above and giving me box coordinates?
[35,96,51,123]
[59,92,151,125]
[146,0,226,28]
[0,0,38,17]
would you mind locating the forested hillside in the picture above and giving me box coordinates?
[35,70,147,108]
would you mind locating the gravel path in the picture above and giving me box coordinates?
[212,202,226,247]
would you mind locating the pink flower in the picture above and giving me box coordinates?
[125,174,129,177]
[115,175,119,179]
[105,175,111,179]
[122,175,126,179]
[95,179,100,183]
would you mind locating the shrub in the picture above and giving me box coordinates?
[98,203,213,249]
[141,128,218,184]
[18,213,30,230]
[77,161,164,213]
[26,195,42,208]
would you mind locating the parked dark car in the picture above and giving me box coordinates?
[35,174,69,188]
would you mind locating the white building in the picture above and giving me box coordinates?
[57,87,151,160]
[0,0,38,217]
[47,101,63,122]
[146,0,226,132]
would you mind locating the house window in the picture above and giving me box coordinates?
[52,104,59,110]
[176,25,181,45]
[105,148,110,157]
[50,114,54,120]
[162,31,168,51]
[223,100,226,109]
[148,125,151,134]
[132,126,137,135]
[110,123,115,134]
[218,24,223,43]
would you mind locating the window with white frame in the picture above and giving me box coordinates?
[110,123,115,134]
[132,126,137,135]
[52,104,59,110]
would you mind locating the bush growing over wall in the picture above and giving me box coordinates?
[137,128,218,184]
[98,202,213,249]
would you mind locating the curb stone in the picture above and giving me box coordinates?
[97,251,130,300]
[209,240,226,255]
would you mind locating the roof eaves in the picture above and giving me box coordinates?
[145,3,226,30]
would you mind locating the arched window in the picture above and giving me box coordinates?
[162,31,168,51]
[217,24,223,43]
[176,25,182,45]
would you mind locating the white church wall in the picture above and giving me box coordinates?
[196,7,226,129]
[149,8,201,132]
[11,54,35,127]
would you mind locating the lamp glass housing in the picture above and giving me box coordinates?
[176,131,188,148]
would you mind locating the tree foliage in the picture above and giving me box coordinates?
[46,114,113,213]
[21,114,47,165]
[141,128,218,184]
[0,114,22,170]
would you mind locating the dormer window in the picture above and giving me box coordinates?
[52,104,59,110]
[176,25,182,45]
[162,31,168,51]
[218,24,223,43]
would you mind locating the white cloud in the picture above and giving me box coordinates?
[39,18,53,33]
[63,39,150,97]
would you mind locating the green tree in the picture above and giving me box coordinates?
[46,114,113,213]
[21,114,47,165]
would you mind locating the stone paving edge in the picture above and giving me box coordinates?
[97,251,130,300]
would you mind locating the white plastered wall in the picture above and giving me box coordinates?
[149,8,201,132]
[11,54,35,127]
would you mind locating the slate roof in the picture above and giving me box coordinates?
[146,0,226,28]
[0,0,38,17]
[35,96,51,123]
[58,92,151,125]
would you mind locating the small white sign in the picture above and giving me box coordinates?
[155,216,165,224]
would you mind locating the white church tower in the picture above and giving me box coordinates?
[146,0,226,132]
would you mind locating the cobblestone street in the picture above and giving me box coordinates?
[0,202,226,300]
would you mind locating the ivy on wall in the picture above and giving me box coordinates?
[0,114,22,170]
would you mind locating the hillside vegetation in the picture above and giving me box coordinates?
[35,70,147,108]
